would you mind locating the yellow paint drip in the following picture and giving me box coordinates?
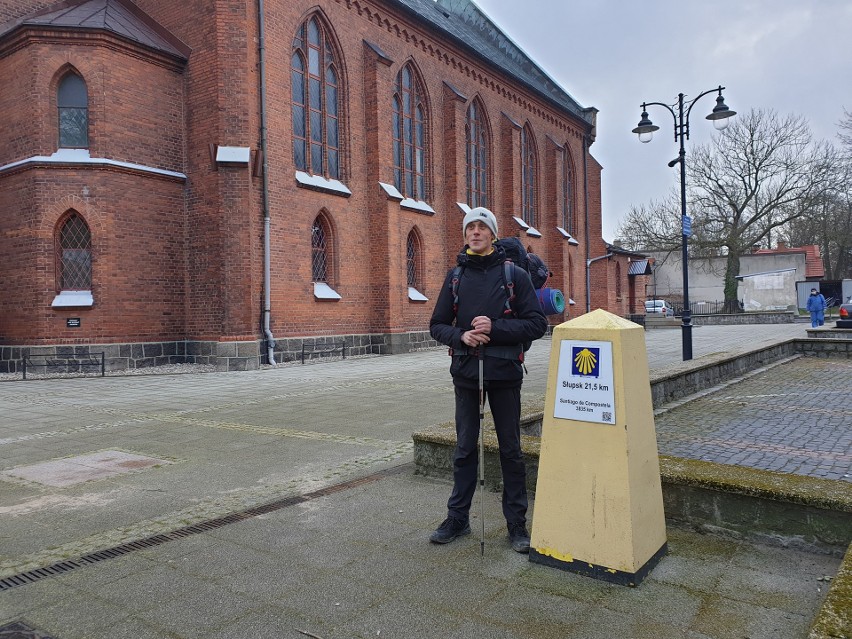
[535,546,574,564]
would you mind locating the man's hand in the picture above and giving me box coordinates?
[462,316,492,347]
[470,316,492,334]
[462,330,490,347]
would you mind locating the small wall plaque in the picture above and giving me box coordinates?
[66,318,81,328]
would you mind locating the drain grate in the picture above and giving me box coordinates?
[0,464,408,591]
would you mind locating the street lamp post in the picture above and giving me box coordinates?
[632,86,736,361]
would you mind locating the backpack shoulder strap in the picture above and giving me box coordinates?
[450,265,463,316]
[502,260,516,317]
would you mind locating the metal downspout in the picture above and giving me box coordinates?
[586,253,613,313]
[257,0,275,364]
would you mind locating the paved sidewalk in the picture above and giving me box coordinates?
[654,356,852,481]
[0,322,846,638]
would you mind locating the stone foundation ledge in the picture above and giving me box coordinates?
[0,331,444,374]
[806,326,852,340]
[693,311,797,325]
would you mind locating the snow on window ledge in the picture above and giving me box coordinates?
[512,216,529,230]
[314,282,342,300]
[0,149,186,180]
[525,226,542,238]
[378,182,403,201]
[379,182,435,215]
[378,183,435,214]
[296,172,352,197]
[52,290,94,308]
[408,287,428,302]
[400,198,435,215]
[556,227,580,245]
[457,203,472,215]
[215,146,251,164]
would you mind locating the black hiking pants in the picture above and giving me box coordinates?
[447,384,527,525]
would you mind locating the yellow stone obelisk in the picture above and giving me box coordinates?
[530,309,667,586]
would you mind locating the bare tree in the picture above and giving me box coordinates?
[838,107,852,151]
[616,191,680,252]
[784,109,852,280]
[618,108,837,311]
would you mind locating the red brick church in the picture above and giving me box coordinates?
[0,0,647,372]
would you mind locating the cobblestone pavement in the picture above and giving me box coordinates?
[654,356,852,481]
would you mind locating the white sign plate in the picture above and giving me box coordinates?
[553,340,616,424]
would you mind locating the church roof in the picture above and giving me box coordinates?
[0,0,189,60]
[393,0,596,129]
[3,0,591,127]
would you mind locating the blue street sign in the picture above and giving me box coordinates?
[682,215,692,236]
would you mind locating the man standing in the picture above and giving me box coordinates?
[806,288,826,328]
[429,207,547,553]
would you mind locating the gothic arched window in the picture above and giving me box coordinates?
[521,124,537,226]
[465,98,489,208]
[561,145,576,234]
[56,211,92,290]
[58,73,88,148]
[393,64,428,200]
[292,17,341,179]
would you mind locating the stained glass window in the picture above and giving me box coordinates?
[311,217,329,282]
[58,74,88,148]
[521,124,537,227]
[292,18,340,179]
[57,212,92,290]
[393,64,428,200]
[562,146,575,234]
[406,232,418,288]
[465,99,489,208]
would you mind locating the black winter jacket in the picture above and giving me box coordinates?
[429,246,548,389]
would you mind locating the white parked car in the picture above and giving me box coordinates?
[645,299,674,317]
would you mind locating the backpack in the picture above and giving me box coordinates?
[497,236,550,290]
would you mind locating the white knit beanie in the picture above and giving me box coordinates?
[462,207,498,239]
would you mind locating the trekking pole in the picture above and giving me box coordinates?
[478,345,486,557]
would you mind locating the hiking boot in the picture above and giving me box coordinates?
[508,521,530,553]
[430,516,471,544]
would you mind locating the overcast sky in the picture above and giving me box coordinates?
[471,0,852,242]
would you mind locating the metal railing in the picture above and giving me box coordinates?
[300,341,346,365]
[22,352,105,380]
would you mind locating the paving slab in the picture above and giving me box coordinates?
[0,322,845,638]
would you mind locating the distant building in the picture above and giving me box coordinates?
[643,243,823,311]
[0,0,635,371]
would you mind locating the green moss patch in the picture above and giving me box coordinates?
[809,544,852,639]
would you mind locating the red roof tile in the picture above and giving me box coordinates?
[753,244,824,279]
